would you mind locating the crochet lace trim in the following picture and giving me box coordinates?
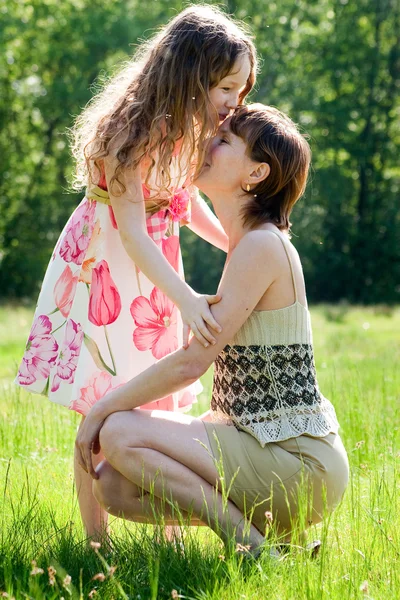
[210,400,339,447]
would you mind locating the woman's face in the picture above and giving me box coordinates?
[208,54,251,124]
[195,118,253,196]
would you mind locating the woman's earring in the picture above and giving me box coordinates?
[246,184,250,192]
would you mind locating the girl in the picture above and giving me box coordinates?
[76,104,349,554]
[15,5,257,540]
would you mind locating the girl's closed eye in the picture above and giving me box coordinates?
[219,137,229,144]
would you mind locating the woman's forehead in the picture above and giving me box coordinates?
[216,118,248,152]
[218,117,232,135]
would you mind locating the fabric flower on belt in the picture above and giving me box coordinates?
[167,188,191,225]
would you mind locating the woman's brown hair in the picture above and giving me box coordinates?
[71,5,257,196]
[229,104,311,231]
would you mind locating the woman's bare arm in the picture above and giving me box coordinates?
[76,230,281,476]
[95,230,280,417]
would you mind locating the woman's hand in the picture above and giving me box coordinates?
[180,291,222,348]
[75,405,107,479]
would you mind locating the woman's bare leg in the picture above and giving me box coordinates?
[97,410,264,549]
[110,446,262,547]
[93,460,203,525]
[74,416,109,541]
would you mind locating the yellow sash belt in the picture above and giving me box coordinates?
[85,184,111,205]
[85,184,169,216]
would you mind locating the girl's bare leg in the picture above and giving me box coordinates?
[74,416,109,541]
[164,525,184,544]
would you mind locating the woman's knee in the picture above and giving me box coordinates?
[99,411,150,459]
[99,412,127,459]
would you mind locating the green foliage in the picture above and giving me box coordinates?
[0,0,175,298]
[0,0,399,302]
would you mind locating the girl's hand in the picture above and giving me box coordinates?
[75,406,107,479]
[181,292,222,348]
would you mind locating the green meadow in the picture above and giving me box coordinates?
[0,304,399,599]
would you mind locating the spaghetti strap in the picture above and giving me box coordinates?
[268,230,298,301]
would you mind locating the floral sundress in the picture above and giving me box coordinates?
[15,160,201,415]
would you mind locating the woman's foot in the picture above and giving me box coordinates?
[235,541,281,561]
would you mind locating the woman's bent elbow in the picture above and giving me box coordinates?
[179,357,208,382]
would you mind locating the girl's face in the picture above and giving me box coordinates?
[209,54,251,124]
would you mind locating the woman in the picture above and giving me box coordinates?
[76,104,349,552]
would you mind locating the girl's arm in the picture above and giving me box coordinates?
[104,157,221,347]
[186,187,229,253]
[76,230,282,477]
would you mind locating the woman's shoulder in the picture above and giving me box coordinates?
[238,228,304,277]
[239,228,291,259]
[226,230,286,285]
[237,228,307,308]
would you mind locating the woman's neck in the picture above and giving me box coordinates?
[208,190,288,253]
[210,194,249,253]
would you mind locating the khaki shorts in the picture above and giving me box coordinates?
[204,422,349,538]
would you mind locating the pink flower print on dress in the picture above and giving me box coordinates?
[156,235,179,272]
[70,371,124,416]
[16,315,58,386]
[51,319,84,392]
[54,265,79,318]
[88,260,122,327]
[108,206,118,230]
[52,236,62,262]
[79,220,103,284]
[59,199,96,265]
[167,188,191,224]
[130,287,178,360]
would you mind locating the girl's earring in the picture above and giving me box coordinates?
[246,184,250,192]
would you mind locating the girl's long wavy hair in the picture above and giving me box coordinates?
[70,5,257,197]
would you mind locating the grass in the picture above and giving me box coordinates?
[0,303,399,599]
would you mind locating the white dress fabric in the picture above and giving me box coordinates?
[15,155,201,414]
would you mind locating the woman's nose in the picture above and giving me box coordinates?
[205,136,220,160]
[201,137,216,161]
[202,136,214,152]
[207,137,218,154]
